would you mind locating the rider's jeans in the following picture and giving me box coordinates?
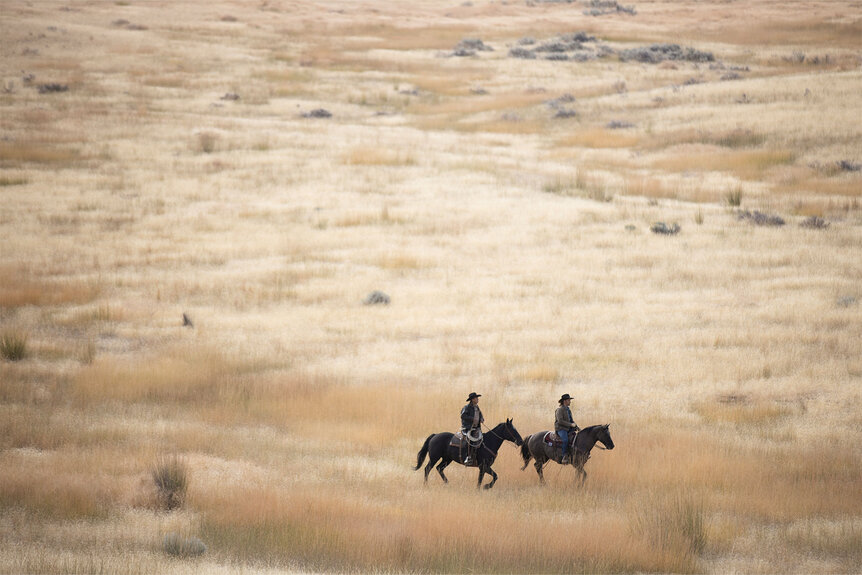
[557,430,568,454]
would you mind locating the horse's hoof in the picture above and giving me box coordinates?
[483,484,493,490]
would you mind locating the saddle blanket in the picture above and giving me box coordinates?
[543,432,566,447]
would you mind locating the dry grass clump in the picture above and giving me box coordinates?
[151,455,189,511]
[725,186,744,207]
[0,330,29,362]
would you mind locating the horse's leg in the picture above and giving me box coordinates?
[576,464,587,487]
[483,466,498,490]
[476,466,486,489]
[436,458,451,484]
[424,455,439,484]
[534,459,545,485]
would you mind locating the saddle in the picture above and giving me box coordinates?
[450,430,483,466]
[543,431,573,448]
[543,431,577,463]
[449,430,483,448]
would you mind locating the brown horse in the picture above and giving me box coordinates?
[520,424,614,486]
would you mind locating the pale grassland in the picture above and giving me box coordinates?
[1,0,861,573]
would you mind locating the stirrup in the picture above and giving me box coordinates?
[561,454,571,464]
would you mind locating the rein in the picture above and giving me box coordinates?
[480,423,519,457]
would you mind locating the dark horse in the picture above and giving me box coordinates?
[520,424,614,486]
[414,419,524,489]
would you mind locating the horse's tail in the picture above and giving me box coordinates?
[414,434,434,470]
[520,434,533,470]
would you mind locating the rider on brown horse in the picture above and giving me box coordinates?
[555,393,579,464]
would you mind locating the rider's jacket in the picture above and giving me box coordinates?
[460,404,484,432]
[555,405,577,433]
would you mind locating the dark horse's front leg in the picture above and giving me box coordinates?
[478,463,498,490]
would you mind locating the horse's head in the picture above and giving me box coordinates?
[597,423,614,450]
[504,418,524,446]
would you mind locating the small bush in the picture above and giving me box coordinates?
[509,47,536,59]
[800,216,830,230]
[737,209,785,227]
[363,291,390,305]
[37,83,69,94]
[301,108,332,119]
[651,222,681,235]
[619,44,712,64]
[1,331,28,361]
[584,0,636,16]
[152,455,189,511]
[163,533,206,558]
[837,160,861,172]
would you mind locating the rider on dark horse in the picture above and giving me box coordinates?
[555,393,579,464]
[461,392,484,465]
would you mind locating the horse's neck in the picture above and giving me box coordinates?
[483,425,506,451]
[576,427,599,452]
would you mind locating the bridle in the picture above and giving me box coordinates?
[481,422,522,457]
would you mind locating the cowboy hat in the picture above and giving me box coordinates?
[466,392,482,402]
[559,393,572,403]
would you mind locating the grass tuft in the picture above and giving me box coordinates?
[0,331,28,362]
[725,186,743,207]
[151,455,189,511]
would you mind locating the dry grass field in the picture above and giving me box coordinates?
[1,0,861,573]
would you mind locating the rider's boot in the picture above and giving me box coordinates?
[561,450,571,465]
